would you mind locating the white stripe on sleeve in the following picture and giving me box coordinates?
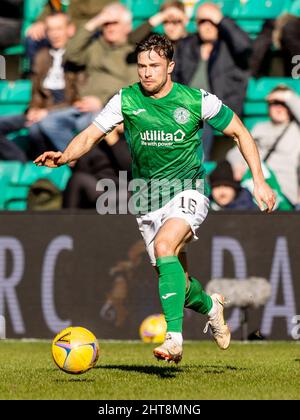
[200,89,222,120]
[93,90,123,133]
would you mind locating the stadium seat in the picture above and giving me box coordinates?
[23,0,48,24]
[0,162,25,210]
[0,161,23,184]
[0,80,31,115]
[243,116,270,131]
[0,161,71,210]
[121,0,164,19]
[4,186,29,211]
[246,77,300,101]
[18,163,71,190]
[231,0,292,19]
[290,0,300,16]
[243,102,268,116]
[0,80,32,103]
[203,161,217,175]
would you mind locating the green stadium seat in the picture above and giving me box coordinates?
[234,19,264,37]
[203,161,217,175]
[0,80,32,103]
[0,161,23,184]
[4,186,29,211]
[290,0,300,16]
[0,80,31,115]
[243,102,268,116]
[23,0,48,23]
[2,45,25,56]
[0,104,28,116]
[121,0,164,19]
[231,0,292,19]
[243,116,270,131]
[19,163,71,190]
[246,77,300,101]
[0,162,25,210]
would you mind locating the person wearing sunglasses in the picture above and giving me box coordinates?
[173,2,252,160]
[227,85,300,209]
[129,1,188,46]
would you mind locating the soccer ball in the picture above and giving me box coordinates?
[139,314,167,343]
[52,326,99,374]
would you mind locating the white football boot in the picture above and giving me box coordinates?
[153,333,183,364]
[203,293,231,350]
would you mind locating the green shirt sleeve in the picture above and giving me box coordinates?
[207,104,234,131]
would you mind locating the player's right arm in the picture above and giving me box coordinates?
[34,91,124,168]
[33,124,105,168]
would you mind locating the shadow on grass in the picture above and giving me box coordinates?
[95,363,247,378]
[95,364,181,379]
[203,365,245,374]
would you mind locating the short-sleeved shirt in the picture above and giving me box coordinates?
[94,82,234,213]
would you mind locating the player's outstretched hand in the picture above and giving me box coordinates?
[33,151,66,168]
[253,181,276,213]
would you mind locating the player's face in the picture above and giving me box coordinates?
[137,50,174,95]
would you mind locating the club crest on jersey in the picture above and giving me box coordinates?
[173,107,190,124]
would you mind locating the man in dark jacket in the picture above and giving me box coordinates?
[172,2,252,160]
[173,2,252,116]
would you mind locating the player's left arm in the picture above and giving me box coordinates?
[222,113,276,212]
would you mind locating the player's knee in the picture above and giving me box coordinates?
[154,239,175,258]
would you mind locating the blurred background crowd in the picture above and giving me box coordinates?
[0,0,299,212]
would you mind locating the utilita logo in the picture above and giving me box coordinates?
[140,129,185,143]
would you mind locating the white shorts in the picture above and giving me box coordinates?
[136,189,210,266]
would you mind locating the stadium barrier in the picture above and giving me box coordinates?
[0,211,299,340]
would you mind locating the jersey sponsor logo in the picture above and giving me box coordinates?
[173,107,190,124]
[133,108,146,115]
[140,129,185,145]
[162,293,177,300]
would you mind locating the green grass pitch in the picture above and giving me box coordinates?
[0,341,299,400]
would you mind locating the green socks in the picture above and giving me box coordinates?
[156,257,213,333]
[156,256,186,333]
[185,276,213,314]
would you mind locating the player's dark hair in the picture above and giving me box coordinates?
[136,34,174,62]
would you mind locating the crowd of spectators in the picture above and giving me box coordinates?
[1,0,300,211]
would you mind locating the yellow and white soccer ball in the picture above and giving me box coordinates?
[139,314,167,343]
[52,326,99,374]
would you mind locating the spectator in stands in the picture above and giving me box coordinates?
[209,160,257,210]
[0,12,78,162]
[227,85,300,208]
[129,1,188,46]
[250,13,300,78]
[36,2,137,151]
[0,0,23,50]
[63,126,132,208]
[25,0,114,70]
[173,2,252,160]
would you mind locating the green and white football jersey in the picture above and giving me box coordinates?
[93,82,233,213]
